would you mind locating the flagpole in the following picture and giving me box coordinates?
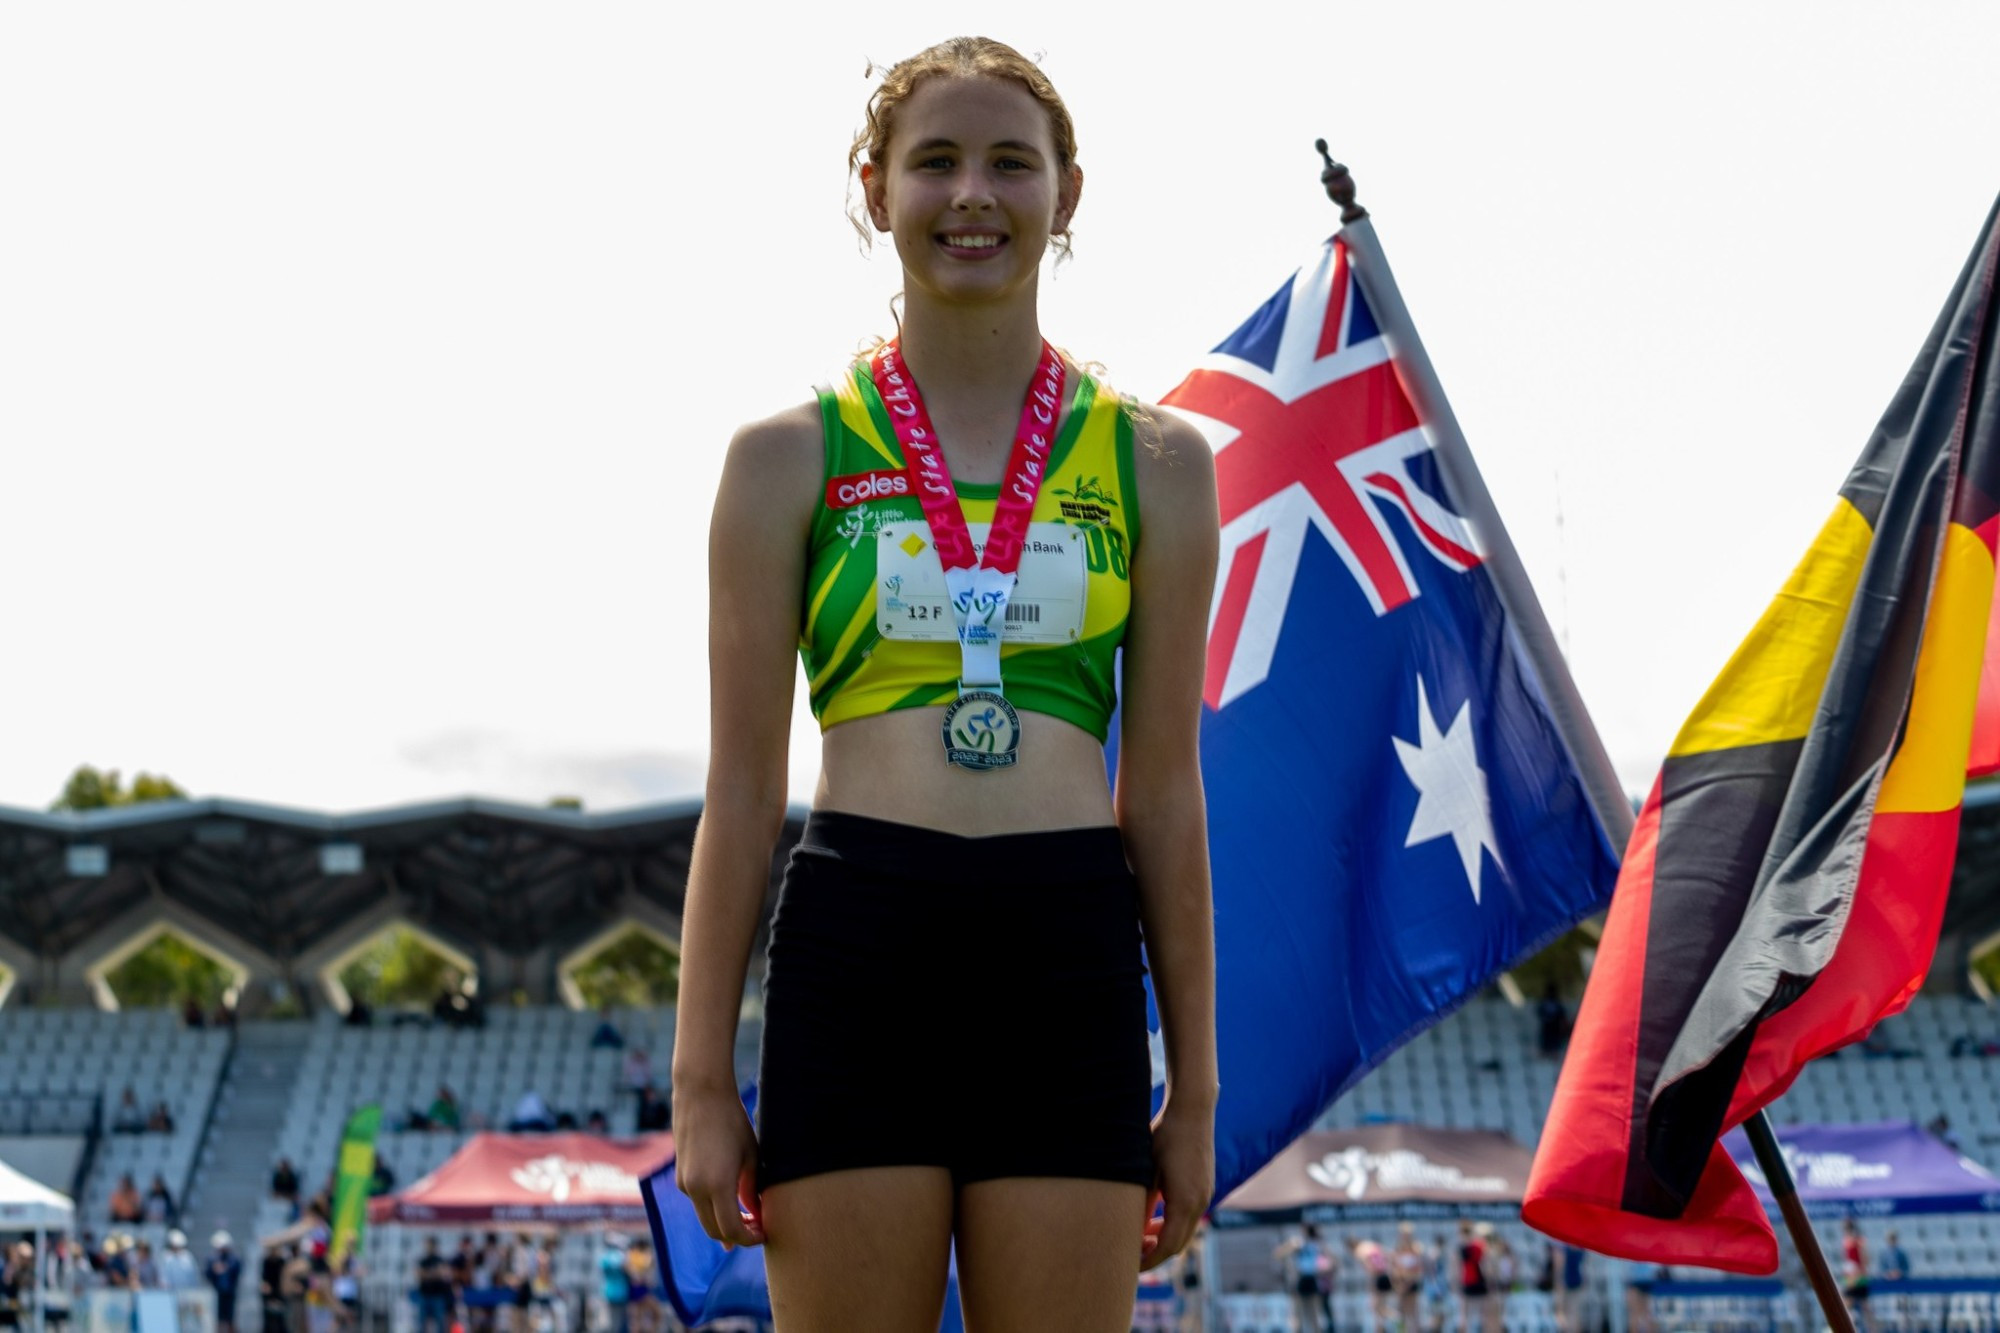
[1743,1111,1857,1333]
[1316,144,1635,851]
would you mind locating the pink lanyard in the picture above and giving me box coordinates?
[869,338,1066,689]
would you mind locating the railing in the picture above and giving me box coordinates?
[179,1024,238,1224]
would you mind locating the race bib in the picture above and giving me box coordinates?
[876,521,1086,644]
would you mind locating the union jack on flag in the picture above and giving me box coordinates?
[1164,240,1481,709]
[1121,226,1622,1202]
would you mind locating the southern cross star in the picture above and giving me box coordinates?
[1392,676,1503,904]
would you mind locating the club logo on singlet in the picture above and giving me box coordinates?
[826,468,911,510]
[1051,473,1118,526]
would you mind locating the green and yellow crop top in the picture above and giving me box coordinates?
[799,359,1140,741]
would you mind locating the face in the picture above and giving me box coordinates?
[863,76,1080,305]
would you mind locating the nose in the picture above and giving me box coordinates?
[951,164,997,213]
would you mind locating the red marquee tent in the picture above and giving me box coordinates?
[369,1132,674,1226]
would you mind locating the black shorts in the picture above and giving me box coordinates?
[1374,1273,1393,1294]
[756,810,1155,1191]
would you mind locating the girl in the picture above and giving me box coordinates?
[671,35,1219,1333]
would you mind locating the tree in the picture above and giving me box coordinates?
[1504,924,1598,999]
[104,933,231,1009]
[570,929,679,1009]
[51,765,187,812]
[1974,939,2000,995]
[339,928,464,1010]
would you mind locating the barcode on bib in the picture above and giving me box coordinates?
[1006,603,1040,624]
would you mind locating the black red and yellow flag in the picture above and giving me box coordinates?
[1524,195,2000,1273]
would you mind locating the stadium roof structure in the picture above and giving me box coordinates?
[0,796,805,1011]
[2,778,1998,1011]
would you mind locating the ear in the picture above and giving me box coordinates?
[1054,162,1084,236]
[860,161,892,233]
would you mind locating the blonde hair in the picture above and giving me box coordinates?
[847,37,1080,259]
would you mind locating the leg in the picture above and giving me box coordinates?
[760,1167,954,1333]
[953,1178,1147,1333]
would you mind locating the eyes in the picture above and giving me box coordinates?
[916,154,1036,173]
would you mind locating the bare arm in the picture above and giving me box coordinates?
[1117,407,1220,1269]
[671,401,821,1245]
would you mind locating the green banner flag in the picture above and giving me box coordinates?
[328,1103,382,1266]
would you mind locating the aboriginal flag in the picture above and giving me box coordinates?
[1524,194,2000,1273]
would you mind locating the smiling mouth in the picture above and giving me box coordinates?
[937,233,1008,255]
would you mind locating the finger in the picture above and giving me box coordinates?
[735,1162,767,1244]
[1155,1194,1202,1269]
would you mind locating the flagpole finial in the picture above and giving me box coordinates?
[1316,140,1367,223]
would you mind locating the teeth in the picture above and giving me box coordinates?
[944,235,1002,248]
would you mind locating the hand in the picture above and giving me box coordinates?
[671,1085,765,1249]
[1140,1095,1214,1272]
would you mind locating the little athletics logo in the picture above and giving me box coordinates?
[1744,1148,1894,1192]
[1305,1147,1509,1201]
[508,1154,640,1203]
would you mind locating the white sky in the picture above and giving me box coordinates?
[3,1,1997,815]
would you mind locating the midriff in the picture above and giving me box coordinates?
[813,706,1117,836]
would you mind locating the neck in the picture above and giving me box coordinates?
[895,287,1045,399]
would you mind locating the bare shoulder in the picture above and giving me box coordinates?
[1124,398,1218,531]
[715,399,823,528]
[724,399,823,480]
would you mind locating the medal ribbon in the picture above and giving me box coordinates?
[869,338,1066,689]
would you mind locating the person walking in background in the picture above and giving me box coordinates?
[1390,1224,1427,1332]
[1274,1224,1332,1332]
[415,1238,453,1333]
[1456,1221,1489,1332]
[1353,1235,1392,1329]
[596,1234,629,1333]
[1841,1219,1873,1332]
[205,1233,242,1333]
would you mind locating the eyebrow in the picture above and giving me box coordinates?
[908,138,1044,154]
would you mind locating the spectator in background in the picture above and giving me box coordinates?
[279,1243,313,1333]
[1458,1221,1491,1333]
[211,999,237,1029]
[271,1157,301,1218]
[1273,1224,1332,1333]
[624,1240,659,1333]
[597,1234,630,1333]
[1879,1229,1911,1280]
[589,1007,624,1050]
[260,1244,289,1333]
[160,1232,201,1291]
[414,1239,452,1333]
[146,1101,175,1134]
[111,1089,146,1135]
[1556,1244,1587,1333]
[620,1047,651,1094]
[585,1109,609,1134]
[181,996,206,1029]
[141,1174,175,1225]
[343,997,372,1028]
[1390,1224,1427,1333]
[507,1092,554,1134]
[131,1241,160,1292]
[1537,981,1572,1056]
[633,1087,669,1133]
[206,1233,242,1333]
[108,1176,144,1224]
[1841,1219,1872,1331]
[369,1157,395,1198]
[1928,1114,1963,1152]
[428,1087,462,1132]
[1352,1236,1391,1329]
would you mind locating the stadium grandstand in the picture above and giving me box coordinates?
[3,790,1999,1332]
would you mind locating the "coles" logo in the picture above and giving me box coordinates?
[826,469,911,509]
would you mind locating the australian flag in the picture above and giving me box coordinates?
[1160,231,1623,1198]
